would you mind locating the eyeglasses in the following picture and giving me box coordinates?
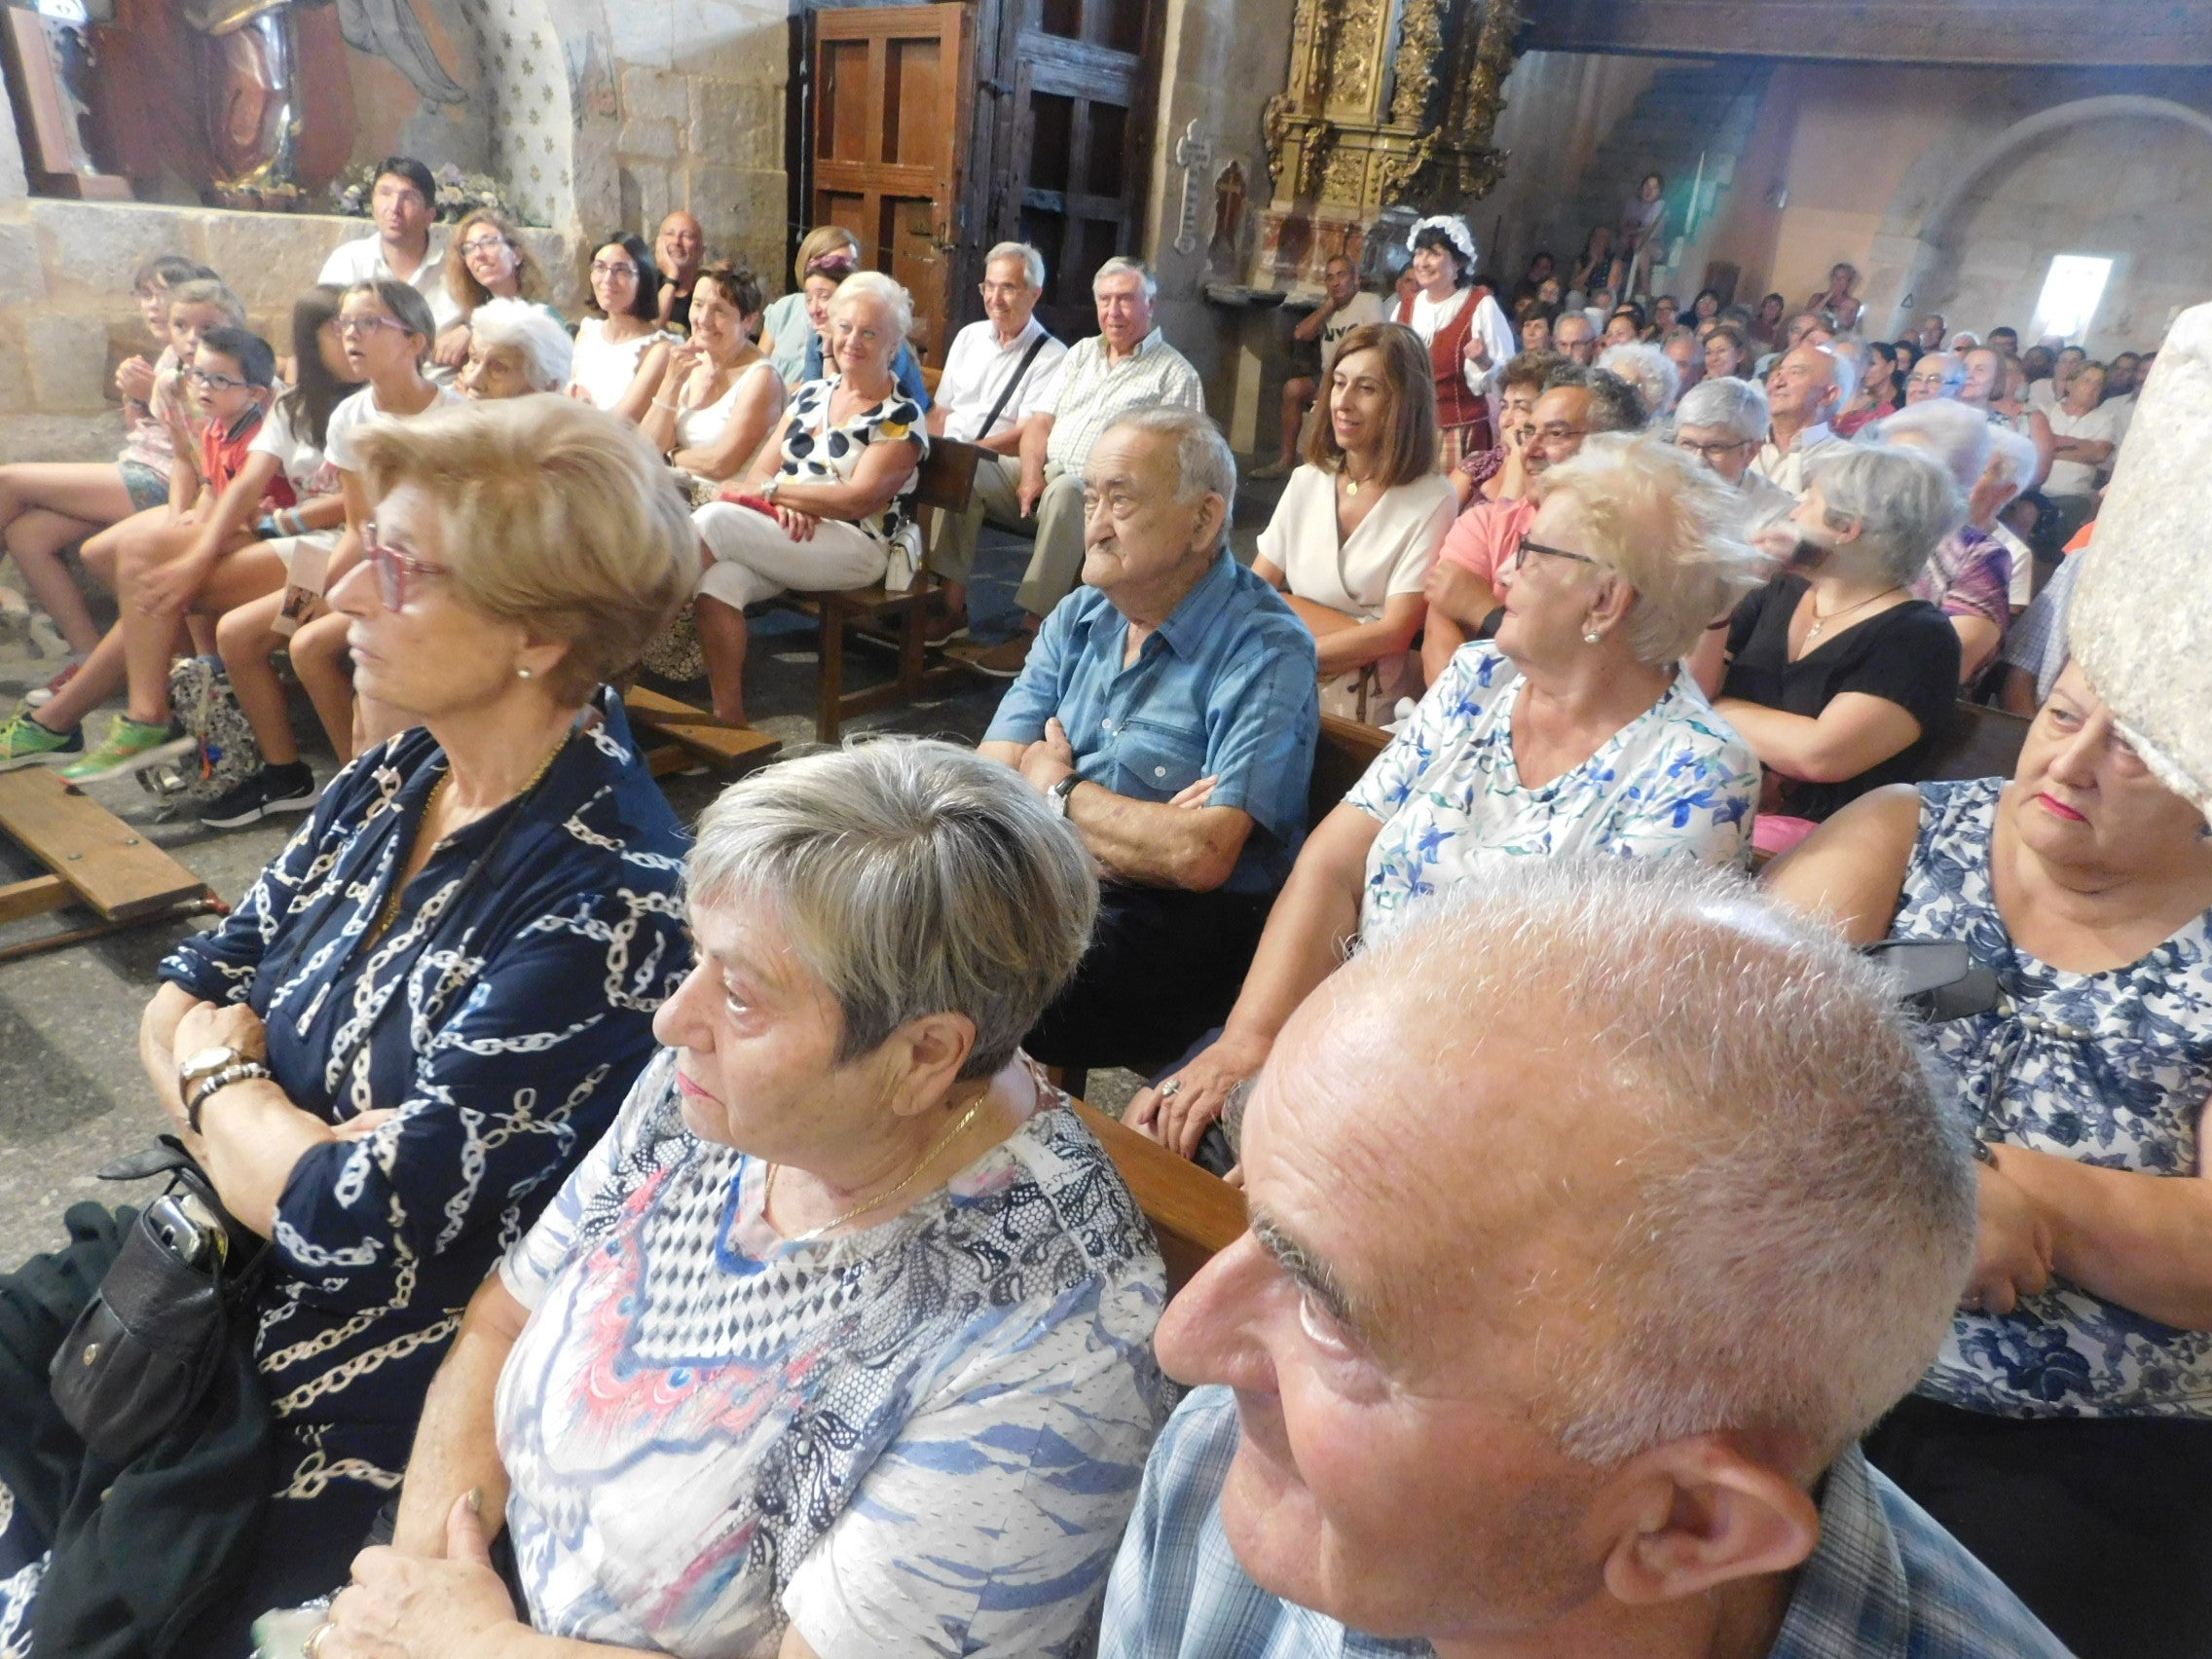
[1676,437,1753,463]
[460,236,511,256]
[185,366,249,392]
[591,259,639,278]
[337,314,406,340]
[1507,535,1600,574]
[362,523,451,610]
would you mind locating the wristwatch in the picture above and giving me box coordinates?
[1049,774,1082,817]
[177,1044,246,1104]
[185,1060,275,1135]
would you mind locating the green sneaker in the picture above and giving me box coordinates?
[59,715,193,783]
[0,707,82,770]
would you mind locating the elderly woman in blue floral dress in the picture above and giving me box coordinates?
[0,398,696,1650]
[1768,658,2212,1659]
[313,740,1168,1659]
[1134,432,1765,1158]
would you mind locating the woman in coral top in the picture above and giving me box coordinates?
[1391,214,1516,474]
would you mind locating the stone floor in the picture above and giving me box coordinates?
[0,513,1233,1270]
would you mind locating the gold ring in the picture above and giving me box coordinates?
[303,1621,335,1659]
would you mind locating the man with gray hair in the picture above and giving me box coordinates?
[926,240,1069,635]
[980,407,1316,1077]
[1674,375,1795,535]
[1749,342,1853,498]
[1099,859,2070,1659]
[962,257,1206,677]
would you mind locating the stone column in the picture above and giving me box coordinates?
[2067,300,2212,816]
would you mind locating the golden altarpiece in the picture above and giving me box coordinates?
[1250,0,1522,288]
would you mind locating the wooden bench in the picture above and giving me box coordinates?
[1916,700,2032,784]
[620,684,783,777]
[772,436,985,743]
[0,769,222,962]
[1308,712,1389,828]
[1073,1100,1245,1293]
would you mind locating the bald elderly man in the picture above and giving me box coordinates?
[653,210,705,334]
[1101,860,2070,1659]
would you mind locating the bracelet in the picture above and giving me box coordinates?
[186,1059,274,1135]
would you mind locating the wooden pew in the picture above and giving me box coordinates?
[621,684,783,776]
[771,436,984,742]
[0,769,222,961]
[1915,700,2032,784]
[1073,1100,1245,1293]
[1308,712,1389,828]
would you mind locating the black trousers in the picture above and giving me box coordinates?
[1863,1392,2212,1659]
[1024,881,1272,1078]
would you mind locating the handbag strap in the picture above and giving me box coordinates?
[976,332,1053,441]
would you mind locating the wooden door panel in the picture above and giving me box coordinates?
[809,2,971,369]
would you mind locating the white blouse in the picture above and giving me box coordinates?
[676,358,781,455]
[1256,465,1456,622]
[568,318,668,411]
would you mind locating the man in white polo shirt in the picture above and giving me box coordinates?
[318,157,463,366]
[960,256,1205,678]
[927,241,1069,638]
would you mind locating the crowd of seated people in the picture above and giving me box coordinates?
[0,152,2199,1659]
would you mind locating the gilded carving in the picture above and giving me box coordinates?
[1319,146,1367,206]
[1327,0,1387,113]
[1387,0,1443,130]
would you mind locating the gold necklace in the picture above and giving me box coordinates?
[1342,464,1374,498]
[366,726,573,945]
[1800,585,1901,651]
[772,1093,989,1243]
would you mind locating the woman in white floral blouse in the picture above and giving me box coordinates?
[1133,433,1764,1158]
[687,271,926,726]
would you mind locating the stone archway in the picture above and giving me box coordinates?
[1877,94,2212,339]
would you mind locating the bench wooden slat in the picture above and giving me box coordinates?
[0,770,208,922]
[1308,712,1389,829]
[1072,1101,1245,1293]
[0,874,71,927]
[621,686,783,771]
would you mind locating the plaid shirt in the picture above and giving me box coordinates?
[1100,1386,2073,1659]
[2000,548,2087,705]
[1045,327,1206,472]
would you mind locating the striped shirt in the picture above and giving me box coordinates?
[1100,1385,2072,1659]
[1045,328,1205,471]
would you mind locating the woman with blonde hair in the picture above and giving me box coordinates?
[1252,320,1455,712]
[1135,433,1764,1159]
[759,225,862,385]
[433,207,555,370]
[0,396,695,1651]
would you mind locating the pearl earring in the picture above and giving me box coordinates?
[516,666,534,680]
[1583,630,1602,645]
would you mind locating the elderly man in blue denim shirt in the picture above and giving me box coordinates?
[980,407,1318,1077]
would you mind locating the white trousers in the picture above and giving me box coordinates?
[692,502,888,609]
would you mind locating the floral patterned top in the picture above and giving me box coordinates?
[1345,643,1759,936]
[773,374,926,547]
[495,1052,1171,1658]
[1899,778,2212,1419]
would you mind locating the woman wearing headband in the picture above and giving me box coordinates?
[1391,215,1517,480]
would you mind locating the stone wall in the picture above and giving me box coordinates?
[602,0,792,283]
[0,199,577,462]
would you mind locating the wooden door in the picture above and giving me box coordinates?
[984,0,1157,344]
[810,3,973,369]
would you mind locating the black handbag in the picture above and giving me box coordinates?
[48,1137,269,1465]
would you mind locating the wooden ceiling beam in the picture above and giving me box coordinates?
[1523,2,2212,69]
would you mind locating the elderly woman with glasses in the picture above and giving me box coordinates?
[313,739,1169,1659]
[1765,659,2212,1658]
[1711,443,1965,859]
[686,271,927,726]
[0,398,695,1653]
[1135,434,1763,1159]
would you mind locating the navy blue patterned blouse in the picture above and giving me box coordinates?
[156,689,692,1503]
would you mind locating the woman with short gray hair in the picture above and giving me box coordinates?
[322,738,1170,1659]
[1714,442,1966,853]
[1136,433,1764,1160]
[1879,400,2013,680]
